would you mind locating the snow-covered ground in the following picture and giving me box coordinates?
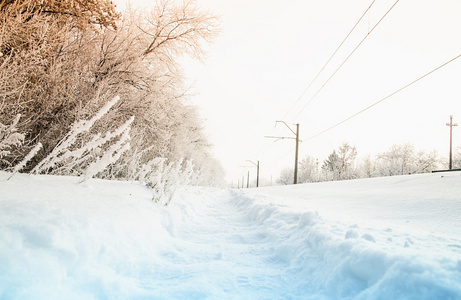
[1,171,460,299]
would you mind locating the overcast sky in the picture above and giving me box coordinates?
[115,0,461,184]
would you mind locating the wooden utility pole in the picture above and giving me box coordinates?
[294,123,299,184]
[446,115,458,170]
[265,121,300,184]
[247,160,260,187]
[256,160,260,187]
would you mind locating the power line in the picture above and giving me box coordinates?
[281,0,377,121]
[270,146,296,165]
[254,126,286,162]
[265,121,300,184]
[304,54,461,142]
[290,0,400,122]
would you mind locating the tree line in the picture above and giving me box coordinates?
[277,142,460,185]
[0,0,225,202]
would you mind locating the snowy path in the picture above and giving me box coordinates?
[149,190,294,299]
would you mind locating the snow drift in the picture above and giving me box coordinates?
[0,171,460,299]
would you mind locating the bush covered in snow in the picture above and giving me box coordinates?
[2,94,222,201]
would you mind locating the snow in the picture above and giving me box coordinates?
[1,171,461,299]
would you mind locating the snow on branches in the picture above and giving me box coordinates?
[0,0,226,192]
[7,142,43,181]
[0,114,25,162]
[0,114,44,180]
[32,96,134,182]
[80,116,133,183]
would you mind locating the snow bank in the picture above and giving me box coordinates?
[238,173,461,299]
[0,172,174,299]
[1,171,460,299]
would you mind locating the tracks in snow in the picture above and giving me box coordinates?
[153,189,291,298]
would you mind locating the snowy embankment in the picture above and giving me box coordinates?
[1,171,460,299]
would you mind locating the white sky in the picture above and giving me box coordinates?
[115,0,461,184]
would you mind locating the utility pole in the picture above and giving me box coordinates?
[446,115,458,170]
[265,121,300,184]
[294,123,299,184]
[247,160,260,187]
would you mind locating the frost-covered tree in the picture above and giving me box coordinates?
[413,150,440,173]
[277,156,319,185]
[374,144,440,176]
[83,3,220,182]
[375,144,414,176]
[0,0,224,186]
[453,146,461,169]
[0,0,119,32]
[298,155,319,183]
[322,150,339,181]
[0,114,24,167]
[322,142,357,181]
[0,0,120,168]
[356,154,375,178]
[277,167,294,185]
[337,142,358,179]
